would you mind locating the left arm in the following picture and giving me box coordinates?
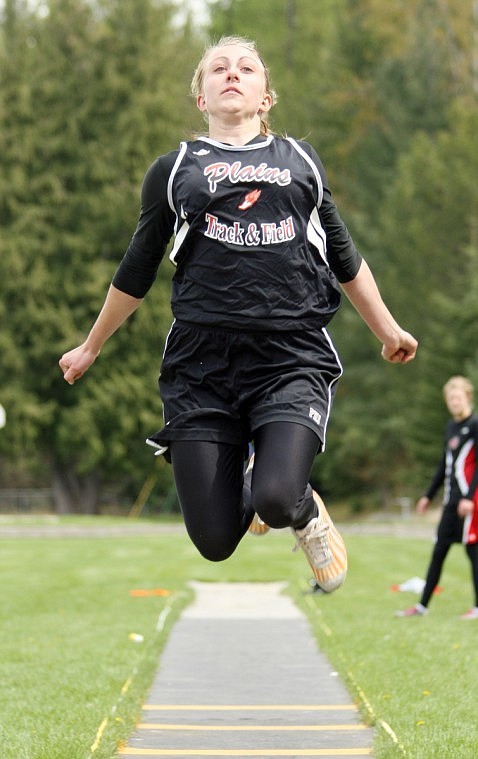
[341,259,417,364]
[300,141,417,362]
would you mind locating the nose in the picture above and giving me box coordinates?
[227,66,240,81]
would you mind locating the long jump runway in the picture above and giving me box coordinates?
[118,582,374,758]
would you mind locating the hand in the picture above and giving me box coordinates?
[381,330,418,364]
[59,343,98,385]
[416,496,429,514]
[457,498,474,518]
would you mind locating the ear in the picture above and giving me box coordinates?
[197,94,207,112]
[258,92,273,114]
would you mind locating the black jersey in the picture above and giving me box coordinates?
[426,414,478,505]
[113,134,362,331]
[426,414,478,544]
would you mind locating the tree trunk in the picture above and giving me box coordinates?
[52,463,101,514]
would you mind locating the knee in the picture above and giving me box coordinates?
[190,530,239,563]
[252,480,295,529]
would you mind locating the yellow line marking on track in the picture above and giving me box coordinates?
[88,597,177,758]
[118,749,372,756]
[90,718,108,753]
[303,590,406,757]
[142,704,358,711]
[137,723,367,731]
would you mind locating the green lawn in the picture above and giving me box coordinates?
[299,533,478,759]
[0,519,476,758]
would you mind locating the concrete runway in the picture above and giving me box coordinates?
[118,581,374,758]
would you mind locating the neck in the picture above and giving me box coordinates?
[453,409,472,421]
[207,115,263,146]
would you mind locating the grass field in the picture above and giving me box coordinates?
[0,516,477,758]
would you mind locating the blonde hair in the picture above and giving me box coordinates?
[190,35,277,136]
[443,375,474,402]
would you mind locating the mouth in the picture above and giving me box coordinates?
[222,87,242,95]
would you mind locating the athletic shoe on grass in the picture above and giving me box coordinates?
[292,491,347,593]
[460,607,478,620]
[395,604,428,617]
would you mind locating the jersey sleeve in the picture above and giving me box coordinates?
[425,420,451,500]
[112,152,177,298]
[425,451,446,501]
[298,142,362,283]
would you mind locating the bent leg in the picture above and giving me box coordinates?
[250,421,347,592]
[170,440,251,562]
[251,422,320,529]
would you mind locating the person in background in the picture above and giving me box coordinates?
[397,376,478,619]
[59,36,417,593]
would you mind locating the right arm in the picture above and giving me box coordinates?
[59,153,177,385]
[59,285,142,385]
[416,450,446,513]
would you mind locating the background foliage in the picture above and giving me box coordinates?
[0,0,476,512]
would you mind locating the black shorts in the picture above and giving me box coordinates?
[436,503,465,544]
[147,320,343,455]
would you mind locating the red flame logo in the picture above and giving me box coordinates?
[238,188,262,210]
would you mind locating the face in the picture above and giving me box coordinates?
[196,44,272,123]
[444,387,472,420]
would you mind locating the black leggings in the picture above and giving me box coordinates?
[420,540,478,608]
[170,422,320,562]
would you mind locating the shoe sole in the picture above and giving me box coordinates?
[248,513,270,536]
[304,492,347,593]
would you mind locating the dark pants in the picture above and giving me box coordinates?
[421,539,478,608]
[170,421,319,562]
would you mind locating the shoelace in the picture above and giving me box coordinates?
[292,520,331,556]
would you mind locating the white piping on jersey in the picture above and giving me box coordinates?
[167,141,188,216]
[319,327,344,452]
[286,136,328,265]
[162,318,176,359]
[167,141,189,264]
[158,318,177,431]
[455,438,474,496]
[196,135,274,151]
[169,216,189,264]
[307,206,328,265]
[286,136,323,206]
[444,449,452,503]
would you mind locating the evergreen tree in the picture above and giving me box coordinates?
[0,0,203,511]
[379,99,478,485]
[1,0,475,510]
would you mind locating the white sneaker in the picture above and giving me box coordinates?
[395,604,428,617]
[292,491,347,593]
[460,607,478,620]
